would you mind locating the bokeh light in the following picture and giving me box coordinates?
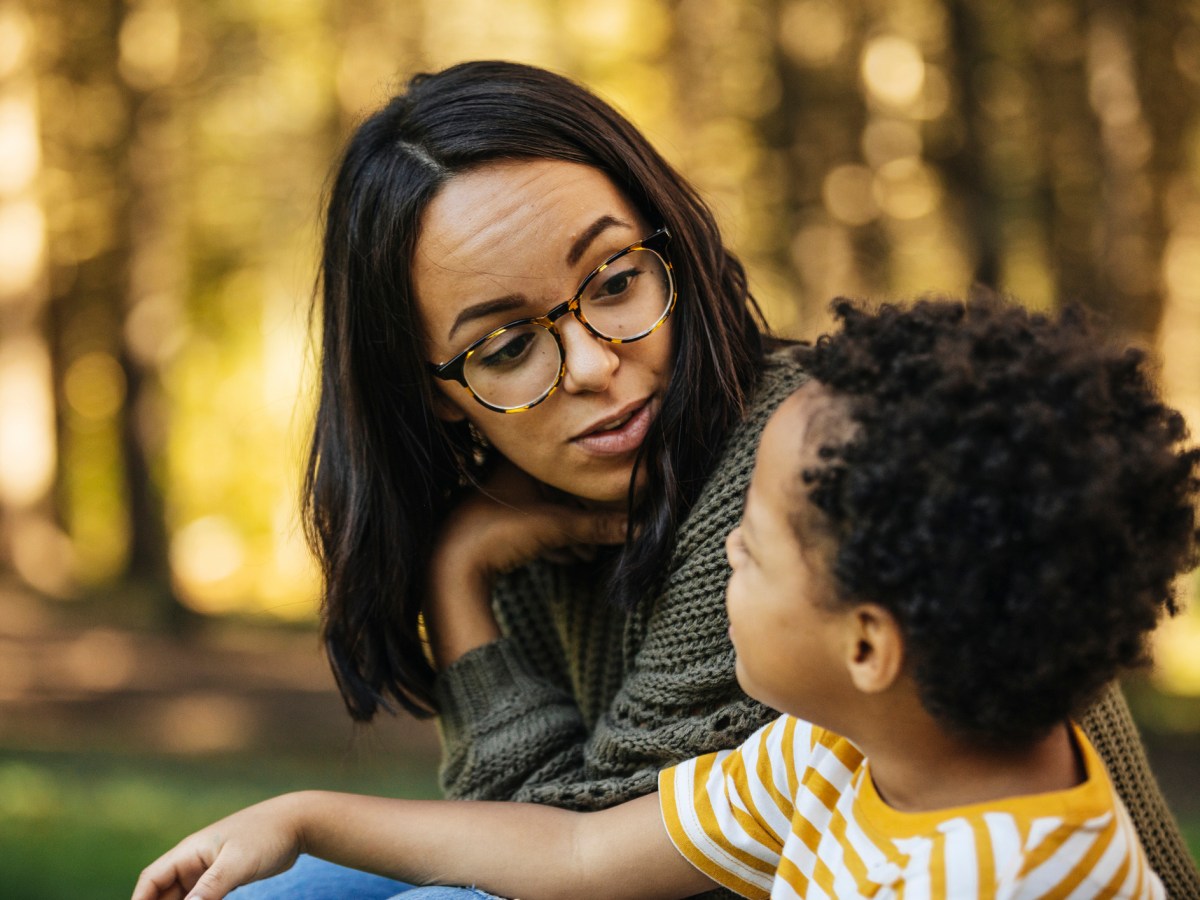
[0,339,55,508]
[778,0,847,68]
[64,352,127,422]
[862,35,926,109]
[822,164,879,226]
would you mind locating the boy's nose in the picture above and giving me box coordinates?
[558,316,619,394]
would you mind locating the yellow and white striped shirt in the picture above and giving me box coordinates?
[660,715,1163,899]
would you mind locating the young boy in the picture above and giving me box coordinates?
[133,298,1197,900]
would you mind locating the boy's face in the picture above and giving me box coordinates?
[725,383,853,721]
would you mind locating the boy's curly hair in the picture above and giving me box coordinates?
[794,296,1200,747]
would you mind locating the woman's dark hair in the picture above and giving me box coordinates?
[304,60,767,720]
[795,296,1200,746]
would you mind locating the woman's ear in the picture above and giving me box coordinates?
[431,388,468,423]
[844,604,904,694]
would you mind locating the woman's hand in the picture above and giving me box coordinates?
[426,461,628,667]
[131,795,306,900]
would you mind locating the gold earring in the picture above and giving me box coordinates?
[467,421,490,466]
[468,421,490,448]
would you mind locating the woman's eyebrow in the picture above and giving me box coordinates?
[446,214,634,344]
[448,294,527,343]
[566,214,631,266]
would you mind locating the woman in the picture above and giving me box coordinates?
[231,61,1197,898]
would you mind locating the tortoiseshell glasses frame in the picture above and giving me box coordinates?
[428,228,675,413]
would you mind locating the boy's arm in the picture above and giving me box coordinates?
[132,791,714,900]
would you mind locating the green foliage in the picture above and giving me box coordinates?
[1185,822,1200,869]
[0,750,440,900]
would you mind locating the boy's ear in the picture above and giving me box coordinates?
[844,603,904,694]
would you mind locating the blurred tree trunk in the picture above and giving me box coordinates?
[947,0,1171,332]
[39,0,122,589]
[666,0,873,336]
[763,0,875,331]
[1076,1,1163,335]
[1149,2,1200,438]
[116,0,188,628]
[943,0,1067,308]
[1020,0,1104,313]
[1120,0,1196,337]
[942,0,1005,290]
[39,0,186,626]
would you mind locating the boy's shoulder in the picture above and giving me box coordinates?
[662,717,1163,899]
[845,724,1162,898]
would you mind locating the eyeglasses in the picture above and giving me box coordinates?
[429,228,676,413]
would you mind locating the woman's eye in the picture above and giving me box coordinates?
[479,332,535,368]
[595,266,640,299]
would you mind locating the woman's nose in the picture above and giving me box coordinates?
[558,315,619,394]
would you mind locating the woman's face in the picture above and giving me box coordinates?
[414,159,674,506]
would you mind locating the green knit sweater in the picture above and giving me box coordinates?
[433,349,1200,898]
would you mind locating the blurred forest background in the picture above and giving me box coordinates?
[2,0,1199,895]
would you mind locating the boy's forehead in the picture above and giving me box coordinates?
[750,381,852,528]
[751,384,832,506]
[767,382,844,458]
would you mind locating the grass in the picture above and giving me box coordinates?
[2,746,1197,899]
[0,748,440,900]
[1185,821,1200,865]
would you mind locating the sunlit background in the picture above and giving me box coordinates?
[1,0,1198,894]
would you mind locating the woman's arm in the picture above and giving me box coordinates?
[429,463,629,802]
[131,792,712,900]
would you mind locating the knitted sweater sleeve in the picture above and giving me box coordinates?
[1079,682,1200,897]
[432,351,808,817]
[432,560,597,803]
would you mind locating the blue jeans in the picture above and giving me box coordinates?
[226,854,505,899]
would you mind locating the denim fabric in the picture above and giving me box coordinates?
[390,888,505,899]
[226,854,501,899]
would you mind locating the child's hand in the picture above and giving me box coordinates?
[131,795,305,900]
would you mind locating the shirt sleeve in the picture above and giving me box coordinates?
[660,716,811,900]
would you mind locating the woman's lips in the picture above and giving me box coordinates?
[571,400,653,455]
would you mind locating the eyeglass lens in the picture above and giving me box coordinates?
[462,247,672,410]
